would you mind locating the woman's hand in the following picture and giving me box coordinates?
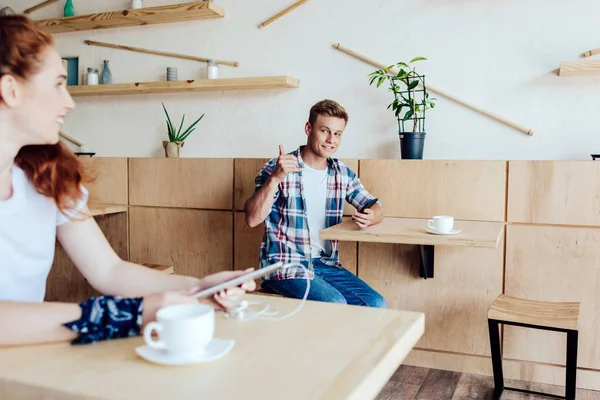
[198,268,257,310]
[141,289,198,327]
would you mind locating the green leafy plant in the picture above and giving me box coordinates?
[368,57,436,133]
[162,102,205,143]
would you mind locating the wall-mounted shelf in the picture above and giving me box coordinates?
[559,60,600,77]
[89,205,128,216]
[320,217,504,280]
[35,1,225,34]
[68,76,300,97]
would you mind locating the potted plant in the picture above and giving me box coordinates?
[162,102,204,158]
[368,57,436,159]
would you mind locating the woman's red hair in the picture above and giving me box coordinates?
[0,15,86,214]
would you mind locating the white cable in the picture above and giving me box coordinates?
[224,262,310,322]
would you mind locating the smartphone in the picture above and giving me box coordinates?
[359,198,379,214]
[192,262,285,299]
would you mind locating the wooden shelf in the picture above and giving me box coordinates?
[68,76,300,97]
[35,1,224,34]
[89,205,128,217]
[320,217,504,248]
[559,60,600,77]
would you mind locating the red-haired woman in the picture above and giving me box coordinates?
[0,15,255,347]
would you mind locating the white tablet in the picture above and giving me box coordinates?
[192,262,285,299]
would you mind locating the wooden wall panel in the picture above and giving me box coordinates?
[359,160,507,221]
[504,225,600,369]
[129,158,233,209]
[508,161,600,226]
[339,241,357,275]
[234,158,359,216]
[234,212,263,271]
[129,207,232,278]
[80,157,128,205]
[234,158,269,211]
[46,213,128,302]
[359,236,504,356]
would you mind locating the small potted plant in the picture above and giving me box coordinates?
[162,102,204,158]
[368,57,436,159]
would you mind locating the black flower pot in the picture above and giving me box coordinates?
[399,132,425,159]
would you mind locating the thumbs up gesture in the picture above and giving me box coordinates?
[272,145,302,183]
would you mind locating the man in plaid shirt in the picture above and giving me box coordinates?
[244,100,386,308]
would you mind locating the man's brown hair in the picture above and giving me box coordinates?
[308,99,348,125]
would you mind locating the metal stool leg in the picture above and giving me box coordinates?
[488,319,504,399]
[565,330,578,400]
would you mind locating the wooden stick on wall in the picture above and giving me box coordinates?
[332,43,534,136]
[84,40,239,68]
[582,48,600,58]
[24,0,59,14]
[59,131,84,147]
[258,0,309,29]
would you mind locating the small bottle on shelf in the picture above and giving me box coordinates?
[64,0,75,17]
[101,60,112,84]
[87,67,98,85]
[131,0,143,9]
[207,59,219,79]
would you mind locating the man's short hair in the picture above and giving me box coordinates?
[308,99,348,126]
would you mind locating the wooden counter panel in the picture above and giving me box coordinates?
[505,224,600,369]
[234,212,263,272]
[80,157,128,205]
[129,158,233,209]
[234,158,270,212]
[358,234,503,356]
[359,160,507,221]
[46,212,128,302]
[129,207,232,278]
[508,161,600,226]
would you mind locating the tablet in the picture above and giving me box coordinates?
[193,262,285,299]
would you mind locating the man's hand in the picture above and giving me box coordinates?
[271,145,302,183]
[352,208,375,229]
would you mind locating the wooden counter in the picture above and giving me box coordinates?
[0,295,425,400]
[320,217,504,248]
[89,205,128,217]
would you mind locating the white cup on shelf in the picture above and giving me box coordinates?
[428,216,454,233]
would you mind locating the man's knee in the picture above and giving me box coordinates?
[367,292,387,309]
[323,291,347,304]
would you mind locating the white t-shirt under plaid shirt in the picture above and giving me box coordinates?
[302,163,331,258]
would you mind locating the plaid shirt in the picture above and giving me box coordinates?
[254,146,380,280]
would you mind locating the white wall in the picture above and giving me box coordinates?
[6,0,600,160]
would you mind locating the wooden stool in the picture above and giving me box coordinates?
[142,263,174,274]
[487,294,580,400]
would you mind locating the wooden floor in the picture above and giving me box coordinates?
[376,366,600,400]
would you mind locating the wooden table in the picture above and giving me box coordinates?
[320,217,504,279]
[0,295,424,400]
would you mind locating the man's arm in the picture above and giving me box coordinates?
[244,145,301,228]
[344,166,384,229]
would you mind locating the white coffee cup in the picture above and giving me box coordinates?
[428,216,454,233]
[144,303,214,355]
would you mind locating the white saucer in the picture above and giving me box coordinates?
[135,338,235,366]
[426,227,461,235]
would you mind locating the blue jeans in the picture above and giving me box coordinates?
[262,259,387,308]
